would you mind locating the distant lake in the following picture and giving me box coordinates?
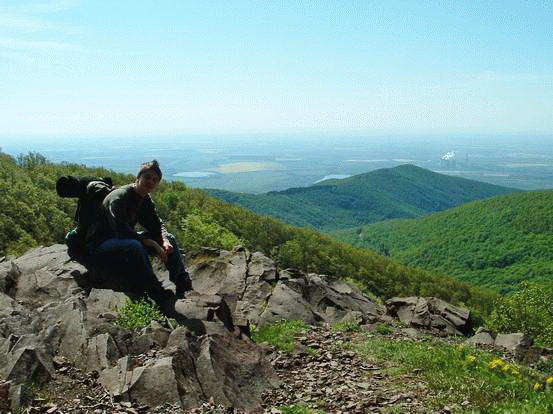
[314,174,352,184]
[173,172,216,178]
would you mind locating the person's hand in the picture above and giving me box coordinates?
[143,239,167,262]
[155,242,167,262]
[162,238,174,255]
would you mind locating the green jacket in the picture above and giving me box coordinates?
[86,183,168,250]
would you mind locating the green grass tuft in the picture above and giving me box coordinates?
[356,338,553,413]
[251,320,310,352]
[116,298,164,330]
[331,321,361,333]
[375,323,392,335]
[278,404,327,414]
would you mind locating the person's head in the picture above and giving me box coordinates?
[135,160,162,195]
[137,159,162,181]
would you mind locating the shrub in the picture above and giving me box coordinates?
[116,298,164,330]
[178,209,244,251]
[487,282,553,347]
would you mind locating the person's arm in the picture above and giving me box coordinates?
[138,196,172,259]
[142,238,167,261]
[104,189,141,240]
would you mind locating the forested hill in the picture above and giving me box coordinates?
[0,151,495,314]
[334,191,553,294]
[206,164,519,231]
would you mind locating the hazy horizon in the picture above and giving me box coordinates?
[3,134,553,193]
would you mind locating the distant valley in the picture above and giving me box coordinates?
[207,164,520,231]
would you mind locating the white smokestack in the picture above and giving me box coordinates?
[442,151,456,160]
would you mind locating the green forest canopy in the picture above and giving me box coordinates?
[334,191,553,294]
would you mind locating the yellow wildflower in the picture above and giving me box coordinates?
[466,355,477,363]
[501,364,511,373]
[534,383,543,391]
[547,377,553,385]
[488,358,505,369]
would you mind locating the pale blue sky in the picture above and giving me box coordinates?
[0,0,552,138]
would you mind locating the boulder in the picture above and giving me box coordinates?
[2,347,53,385]
[100,334,278,411]
[188,248,386,328]
[0,262,20,297]
[466,328,496,346]
[100,355,191,408]
[190,334,279,410]
[86,333,121,372]
[494,332,533,352]
[386,297,471,336]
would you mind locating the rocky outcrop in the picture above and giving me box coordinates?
[464,328,553,364]
[0,244,390,411]
[385,296,471,335]
[188,247,387,330]
[466,328,534,352]
[0,244,477,411]
[0,245,277,411]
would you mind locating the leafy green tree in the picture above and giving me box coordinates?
[177,209,244,251]
[487,283,553,347]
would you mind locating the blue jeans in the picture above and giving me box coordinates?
[92,232,191,302]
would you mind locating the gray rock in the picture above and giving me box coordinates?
[0,262,20,297]
[189,248,386,328]
[495,332,533,352]
[98,356,136,399]
[129,334,156,355]
[166,326,194,350]
[101,334,277,411]
[259,281,322,326]
[143,321,171,348]
[3,244,399,410]
[339,310,363,325]
[86,288,130,314]
[192,334,279,410]
[2,347,53,385]
[39,297,89,363]
[10,245,86,303]
[466,328,496,346]
[401,328,423,339]
[86,333,121,372]
[386,297,471,336]
[123,357,185,408]
[0,292,24,316]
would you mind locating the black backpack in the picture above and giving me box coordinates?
[56,175,113,258]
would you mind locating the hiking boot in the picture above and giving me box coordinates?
[159,296,189,324]
[175,277,193,298]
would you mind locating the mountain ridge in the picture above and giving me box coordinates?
[206,164,520,231]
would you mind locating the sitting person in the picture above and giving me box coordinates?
[86,160,191,318]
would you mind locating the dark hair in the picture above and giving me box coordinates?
[137,160,162,180]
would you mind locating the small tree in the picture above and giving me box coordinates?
[178,209,243,251]
[487,282,553,347]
